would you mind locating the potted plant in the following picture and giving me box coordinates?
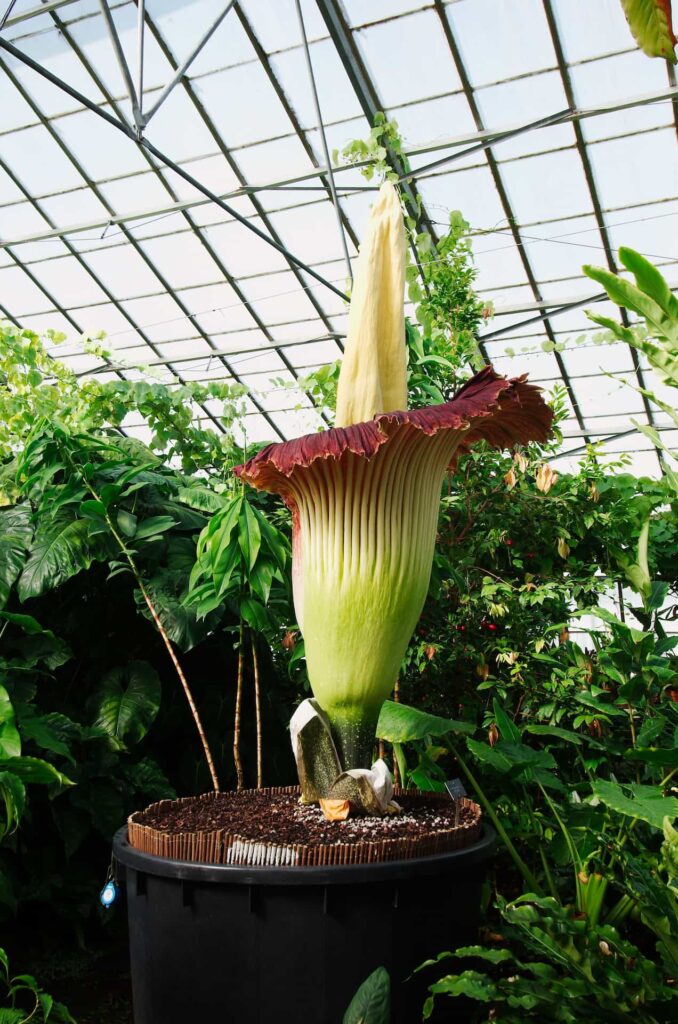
[113,183,552,1023]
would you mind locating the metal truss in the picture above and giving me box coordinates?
[0,0,674,473]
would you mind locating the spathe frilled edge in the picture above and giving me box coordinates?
[234,366,553,492]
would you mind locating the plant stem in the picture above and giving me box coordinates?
[447,735,542,894]
[393,677,401,786]
[233,617,244,790]
[537,781,584,909]
[250,630,262,789]
[64,446,220,791]
[136,576,220,792]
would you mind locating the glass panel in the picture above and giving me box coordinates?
[150,0,253,78]
[475,73,572,160]
[2,124,81,194]
[355,9,460,107]
[588,129,677,211]
[270,37,364,126]
[193,60,294,148]
[499,148,593,224]
[29,253,109,308]
[10,28,104,117]
[553,0,635,62]
[238,0,328,55]
[390,94,478,148]
[449,0,556,86]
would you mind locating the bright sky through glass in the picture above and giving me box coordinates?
[0,0,676,476]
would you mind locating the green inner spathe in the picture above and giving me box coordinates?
[287,423,465,768]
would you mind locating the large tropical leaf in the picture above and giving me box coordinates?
[0,686,20,760]
[620,0,677,60]
[376,700,473,742]
[0,771,25,837]
[0,504,32,608]
[91,661,161,747]
[17,515,100,601]
[137,570,217,651]
[0,756,73,787]
[592,779,678,829]
[343,967,390,1024]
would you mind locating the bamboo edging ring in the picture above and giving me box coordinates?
[127,787,483,868]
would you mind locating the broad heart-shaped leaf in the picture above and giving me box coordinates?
[592,779,678,829]
[91,661,161,747]
[16,708,75,765]
[377,700,473,742]
[343,967,390,1024]
[17,516,99,601]
[0,686,20,760]
[0,504,32,609]
[620,0,677,60]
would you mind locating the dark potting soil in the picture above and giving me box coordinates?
[135,789,475,847]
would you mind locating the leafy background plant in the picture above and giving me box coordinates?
[0,116,676,1022]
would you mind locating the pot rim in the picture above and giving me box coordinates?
[113,823,496,886]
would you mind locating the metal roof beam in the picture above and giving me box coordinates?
[315,0,440,297]
[98,0,142,132]
[0,56,237,437]
[0,34,347,305]
[51,4,333,429]
[433,0,588,438]
[140,1,236,128]
[3,0,78,28]
[542,0,662,463]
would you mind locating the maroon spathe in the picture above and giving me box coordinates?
[234,366,554,495]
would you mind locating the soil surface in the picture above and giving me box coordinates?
[135,789,475,847]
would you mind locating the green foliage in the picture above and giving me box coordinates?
[335,112,404,184]
[377,700,473,742]
[186,492,290,633]
[422,896,676,1022]
[0,947,75,1022]
[620,0,677,61]
[342,967,390,1024]
[90,662,162,749]
[584,247,678,490]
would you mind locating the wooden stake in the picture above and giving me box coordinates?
[139,581,220,793]
[251,630,263,788]
[233,617,245,790]
[393,677,401,787]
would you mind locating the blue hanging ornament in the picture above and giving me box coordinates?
[100,876,118,909]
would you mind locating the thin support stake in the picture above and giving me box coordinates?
[141,0,236,126]
[137,0,145,121]
[98,0,142,132]
[295,0,352,285]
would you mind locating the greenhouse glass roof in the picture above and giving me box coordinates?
[0,0,676,474]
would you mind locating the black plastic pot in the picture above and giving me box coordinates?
[113,824,495,1024]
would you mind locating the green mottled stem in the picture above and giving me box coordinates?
[327,711,378,771]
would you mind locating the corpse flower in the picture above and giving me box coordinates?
[235,183,553,773]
